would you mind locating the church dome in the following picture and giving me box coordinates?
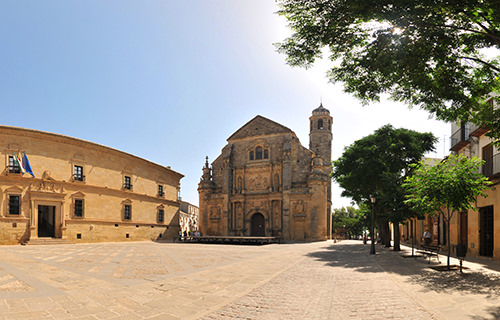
[312,103,330,115]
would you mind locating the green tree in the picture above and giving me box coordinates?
[332,206,368,239]
[404,154,491,269]
[276,0,500,139]
[331,124,437,250]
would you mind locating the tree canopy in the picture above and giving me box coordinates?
[276,0,500,139]
[403,154,491,267]
[332,124,437,207]
[331,124,437,250]
[332,206,368,239]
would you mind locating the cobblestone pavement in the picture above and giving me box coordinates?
[0,240,499,319]
[202,242,433,320]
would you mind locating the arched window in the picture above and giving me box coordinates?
[256,146,263,160]
[318,119,323,129]
[328,120,331,130]
[250,151,254,160]
[264,149,269,159]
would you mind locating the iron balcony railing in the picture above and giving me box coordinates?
[8,165,21,174]
[450,125,470,152]
[72,174,86,182]
[482,153,500,178]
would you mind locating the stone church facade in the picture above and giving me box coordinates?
[198,105,332,241]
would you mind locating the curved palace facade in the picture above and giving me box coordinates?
[0,126,183,244]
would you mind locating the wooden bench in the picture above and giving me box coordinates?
[418,244,441,264]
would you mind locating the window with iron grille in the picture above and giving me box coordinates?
[8,156,20,174]
[124,176,131,189]
[158,185,164,197]
[74,165,84,181]
[124,204,132,220]
[74,199,84,217]
[9,195,20,215]
[158,209,164,223]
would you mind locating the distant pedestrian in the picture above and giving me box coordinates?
[183,230,187,241]
[178,230,182,242]
[423,229,432,245]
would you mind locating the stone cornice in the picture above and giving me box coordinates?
[0,125,183,179]
[65,219,169,227]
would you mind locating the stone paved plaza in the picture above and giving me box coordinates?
[0,240,500,319]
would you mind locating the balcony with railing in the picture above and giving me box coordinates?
[450,125,471,152]
[482,153,500,178]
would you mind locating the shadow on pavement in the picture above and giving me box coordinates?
[411,270,500,298]
[306,240,500,298]
[470,306,500,320]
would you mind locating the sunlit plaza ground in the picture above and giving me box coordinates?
[0,240,499,319]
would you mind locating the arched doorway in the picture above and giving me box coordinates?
[251,213,265,237]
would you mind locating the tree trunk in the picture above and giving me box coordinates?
[377,222,386,245]
[447,213,452,270]
[393,222,401,251]
[384,222,391,247]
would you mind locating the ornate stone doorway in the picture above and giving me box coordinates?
[38,205,56,238]
[251,213,265,237]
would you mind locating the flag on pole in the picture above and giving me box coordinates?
[12,152,25,175]
[22,152,35,178]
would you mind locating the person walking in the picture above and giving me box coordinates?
[423,229,432,246]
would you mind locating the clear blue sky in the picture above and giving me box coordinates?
[0,1,449,208]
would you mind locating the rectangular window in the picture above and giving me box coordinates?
[74,165,84,181]
[124,176,131,189]
[8,156,20,174]
[158,185,164,197]
[124,204,131,220]
[74,199,84,217]
[9,195,20,215]
[158,209,164,223]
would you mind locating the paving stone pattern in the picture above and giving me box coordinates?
[203,243,432,320]
[0,240,499,319]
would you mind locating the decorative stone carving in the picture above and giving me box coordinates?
[293,200,306,214]
[247,176,268,191]
[41,170,55,181]
[31,181,64,193]
[210,206,220,219]
[7,143,21,150]
[272,200,281,228]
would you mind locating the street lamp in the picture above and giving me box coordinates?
[370,195,376,255]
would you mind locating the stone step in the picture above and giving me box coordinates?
[24,238,73,245]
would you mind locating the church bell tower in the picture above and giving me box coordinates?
[309,103,333,238]
[309,103,332,164]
